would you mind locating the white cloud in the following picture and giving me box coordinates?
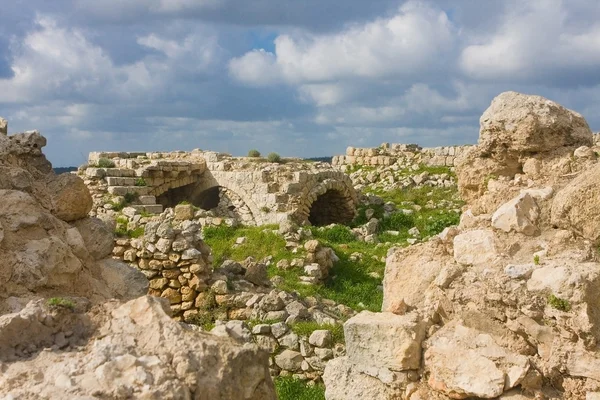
[460,0,600,80]
[0,16,223,104]
[229,1,455,86]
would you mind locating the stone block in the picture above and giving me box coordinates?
[345,311,427,371]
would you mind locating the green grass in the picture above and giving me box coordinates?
[203,225,290,266]
[204,224,384,311]
[47,297,76,310]
[309,225,356,244]
[275,377,325,400]
[134,178,147,186]
[290,322,345,344]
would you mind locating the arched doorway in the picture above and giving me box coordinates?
[308,188,356,226]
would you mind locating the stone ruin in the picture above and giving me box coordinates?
[82,150,358,227]
[0,123,276,399]
[324,91,600,400]
[332,143,474,168]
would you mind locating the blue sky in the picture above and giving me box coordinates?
[1,0,600,166]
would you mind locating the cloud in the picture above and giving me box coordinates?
[460,0,600,83]
[229,1,455,86]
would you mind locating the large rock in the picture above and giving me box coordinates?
[0,296,276,399]
[323,357,404,400]
[47,173,93,222]
[425,322,530,399]
[551,163,600,243]
[383,241,455,312]
[479,91,592,155]
[73,217,115,260]
[344,311,428,371]
[491,193,540,235]
[96,259,149,300]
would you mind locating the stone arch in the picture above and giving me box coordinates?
[155,173,260,225]
[294,174,358,226]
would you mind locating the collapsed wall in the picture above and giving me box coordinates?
[324,92,600,400]
[0,124,276,399]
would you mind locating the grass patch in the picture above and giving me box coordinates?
[275,377,325,400]
[290,322,344,344]
[47,297,76,310]
[203,225,289,266]
[310,225,356,244]
[204,224,384,311]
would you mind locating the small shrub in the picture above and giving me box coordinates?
[96,158,115,168]
[248,149,261,157]
[548,294,570,312]
[267,152,282,163]
[128,227,145,238]
[134,178,147,186]
[260,206,271,213]
[47,297,76,310]
[178,200,191,205]
[533,254,540,265]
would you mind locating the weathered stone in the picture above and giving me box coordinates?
[345,311,428,371]
[425,322,529,399]
[453,229,498,266]
[47,173,93,222]
[309,330,332,348]
[73,217,115,260]
[492,193,539,235]
[274,350,304,371]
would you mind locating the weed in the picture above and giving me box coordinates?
[548,294,570,312]
[260,206,271,213]
[47,297,76,310]
[134,178,147,186]
[533,255,540,265]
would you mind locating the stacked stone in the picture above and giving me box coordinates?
[113,214,212,321]
[212,187,256,225]
[332,143,474,168]
[301,240,339,284]
[347,165,456,193]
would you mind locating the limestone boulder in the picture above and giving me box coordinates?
[479,91,592,155]
[383,241,456,312]
[455,147,521,203]
[0,296,276,399]
[47,173,93,222]
[491,193,540,236]
[424,322,530,399]
[551,163,600,243]
[344,311,428,371]
[96,259,149,300]
[73,217,115,260]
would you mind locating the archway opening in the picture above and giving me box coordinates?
[308,189,355,226]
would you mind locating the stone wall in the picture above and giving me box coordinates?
[331,143,474,168]
[82,151,358,227]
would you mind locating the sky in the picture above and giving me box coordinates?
[2,0,600,167]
